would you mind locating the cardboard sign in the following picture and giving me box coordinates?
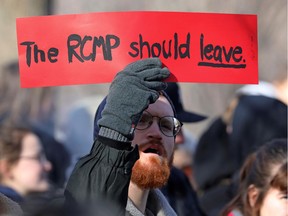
[16,11,258,88]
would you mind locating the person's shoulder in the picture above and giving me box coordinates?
[0,185,23,203]
[168,166,190,185]
[0,192,23,215]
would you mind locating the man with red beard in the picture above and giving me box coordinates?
[64,58,181,215]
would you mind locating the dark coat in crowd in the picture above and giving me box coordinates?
[230,95,287,171]
[193,95,287,216]
[161,166,206,216]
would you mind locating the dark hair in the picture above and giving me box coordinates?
[221,138,287,216]
[270,162,287,193]
[0,127,32,177]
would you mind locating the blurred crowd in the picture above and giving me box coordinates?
[0,60,287,216]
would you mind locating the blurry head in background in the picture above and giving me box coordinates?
[0,61,57,134]
[32,125,70,188]
[164,82,207,145]
[0,127,52,201]
[222,139,287,216]
[0,61,70,188]
[164,83,207,123]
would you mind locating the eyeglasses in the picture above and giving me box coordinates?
[19,152,48,164]
[136,111,183,137]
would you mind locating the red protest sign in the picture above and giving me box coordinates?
[16,11,258,88]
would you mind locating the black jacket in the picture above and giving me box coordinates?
[161,166,206,216]
[64,136,139,215]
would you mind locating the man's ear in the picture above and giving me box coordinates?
[248,184,259,207]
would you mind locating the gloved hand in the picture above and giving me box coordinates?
[98,58,170,139]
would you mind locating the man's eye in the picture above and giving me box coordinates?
[161,121,173,130]
[281,194,288,199]
[139,115,150,123]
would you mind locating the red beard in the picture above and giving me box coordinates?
[131,153,170,189]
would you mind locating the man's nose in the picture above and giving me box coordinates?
[43,159,52,172]
[146,120,163,138]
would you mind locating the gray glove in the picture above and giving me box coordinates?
[98,58,170,139]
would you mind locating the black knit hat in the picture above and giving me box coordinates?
[164,83,207,123]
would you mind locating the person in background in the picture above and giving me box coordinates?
[193,103,236,216]
[0,61,70,189]
[230,80,287,172]
[0,126,51,202]
[194,81,287,216]
[0,126,59,215]
[221,139,287,216]
[164,82,206,187]
[160,82,207,216]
